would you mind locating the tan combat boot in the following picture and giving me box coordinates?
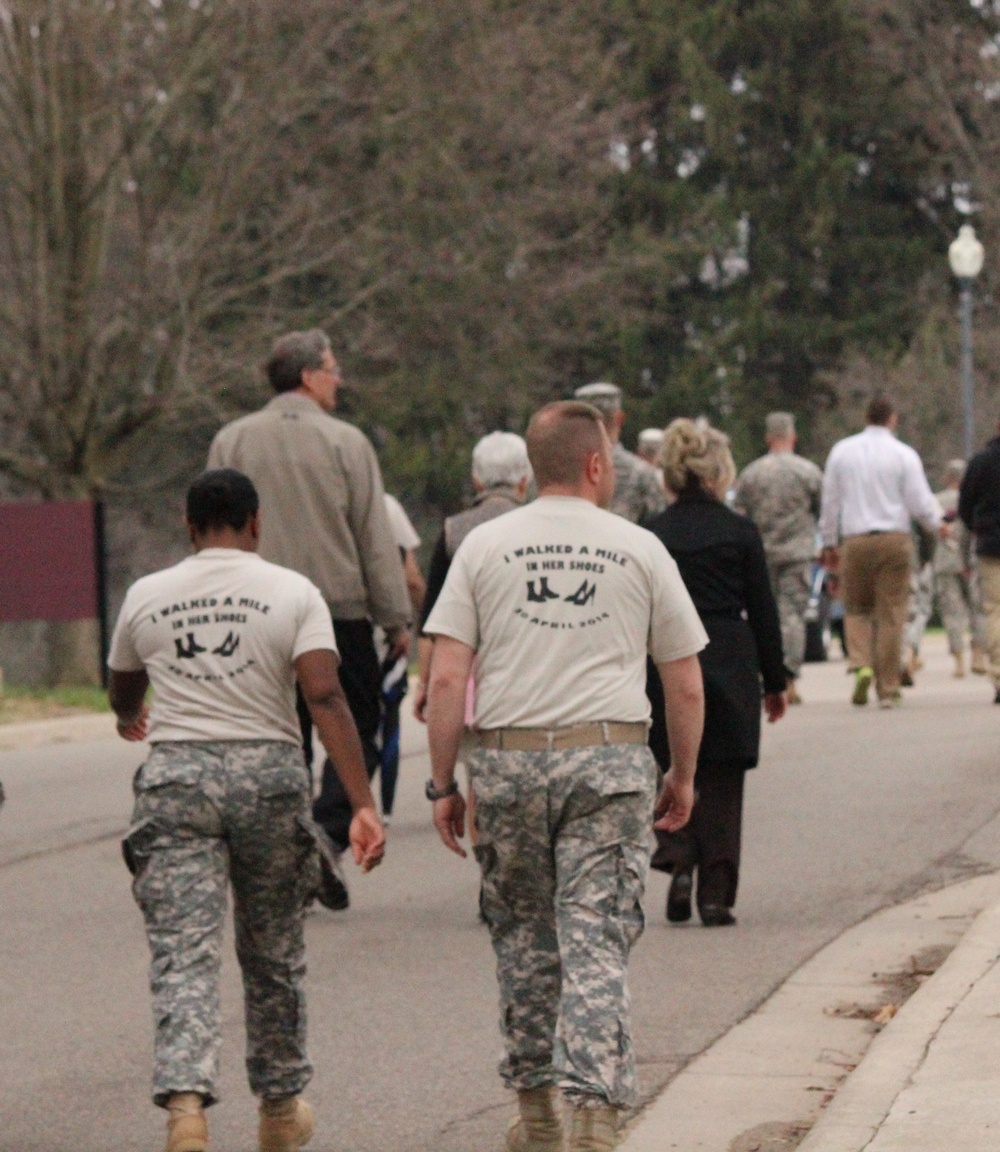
[165,1093,208,1152]
[505,1086,563,1152]
[954,651,966,678]
[567,1104,617,1152]
[259,1096,314,1152]
[972,645,988,675]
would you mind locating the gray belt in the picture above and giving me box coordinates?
[474,722,648,752]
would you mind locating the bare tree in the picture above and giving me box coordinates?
[0,0,407,679]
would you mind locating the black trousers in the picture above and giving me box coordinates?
[298,618,381,852]
[650,763,745,910]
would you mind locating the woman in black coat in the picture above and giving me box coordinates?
[647,419,786,926]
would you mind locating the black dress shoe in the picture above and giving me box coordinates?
[666,871,693,923]
[699,903,736,927]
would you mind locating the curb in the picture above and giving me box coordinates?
[0,712,117,751]
[796,891,1000,1152]
[618,872,1000,1152]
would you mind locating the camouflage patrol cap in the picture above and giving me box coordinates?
[574,381,622,415]
[637,428,664,453]
[765,411,795,438]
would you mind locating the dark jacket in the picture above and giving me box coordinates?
[959,436,1000,558]
[646,491,785,771]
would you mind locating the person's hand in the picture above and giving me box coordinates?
[412,680,429,723]
[653,768,695,833]
[820,545,839,573]
[348,807,386,872]
[115,705,150,742]
[386,627,412,663]
[764,691,787,723]
[433,792,468,857]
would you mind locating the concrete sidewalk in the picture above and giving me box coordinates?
[621,871,1000,1152]
[799,887,1000,1152]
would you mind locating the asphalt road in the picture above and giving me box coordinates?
[1,637,999,1152]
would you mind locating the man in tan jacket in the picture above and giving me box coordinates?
[208,329,410,907]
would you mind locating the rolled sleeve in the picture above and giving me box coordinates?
[903,448,942,532]
[818,449,843,546]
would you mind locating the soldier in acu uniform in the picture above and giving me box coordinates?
[733,412,823,701]
[573,383,665,524]
[424,402,706,1152]
[107,470,385,1152]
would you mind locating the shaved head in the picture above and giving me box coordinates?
[526,401,607,488]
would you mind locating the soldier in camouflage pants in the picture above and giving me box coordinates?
[123,741,319,1108]
[469,744,657,1109]
[733,414,823,693]
[766,560,812,681]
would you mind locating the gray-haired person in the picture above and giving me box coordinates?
[413,431,532,720]
[573,383,666,523]
[733,412,823,701]
[636,428,667,495]
[208,330,410,909]
[108,469,385,1152]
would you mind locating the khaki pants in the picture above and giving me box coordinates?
[977,557,1000,689]
[841,532,912,700]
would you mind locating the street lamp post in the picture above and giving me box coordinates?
[948,224,985,459]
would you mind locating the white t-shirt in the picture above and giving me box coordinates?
[108,548,336,743]
[424,496,707,728]
[384,494,421,551]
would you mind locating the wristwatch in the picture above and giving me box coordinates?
[425,777,460,801]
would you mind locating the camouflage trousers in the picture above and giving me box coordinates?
[123,741,319,1108]
[905,563,935,653]
[469,743,657,1109]
[935,570,987,655]
[766,559,811,677]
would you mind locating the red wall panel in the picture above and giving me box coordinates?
[0,501,100,622]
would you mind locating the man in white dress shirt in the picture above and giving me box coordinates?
[819,396,941,707]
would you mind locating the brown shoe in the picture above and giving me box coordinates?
[166,1113,208,1152]
[567,1105,617,1152]
[259,1097,314,1152]
[505,1086,563,1152]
